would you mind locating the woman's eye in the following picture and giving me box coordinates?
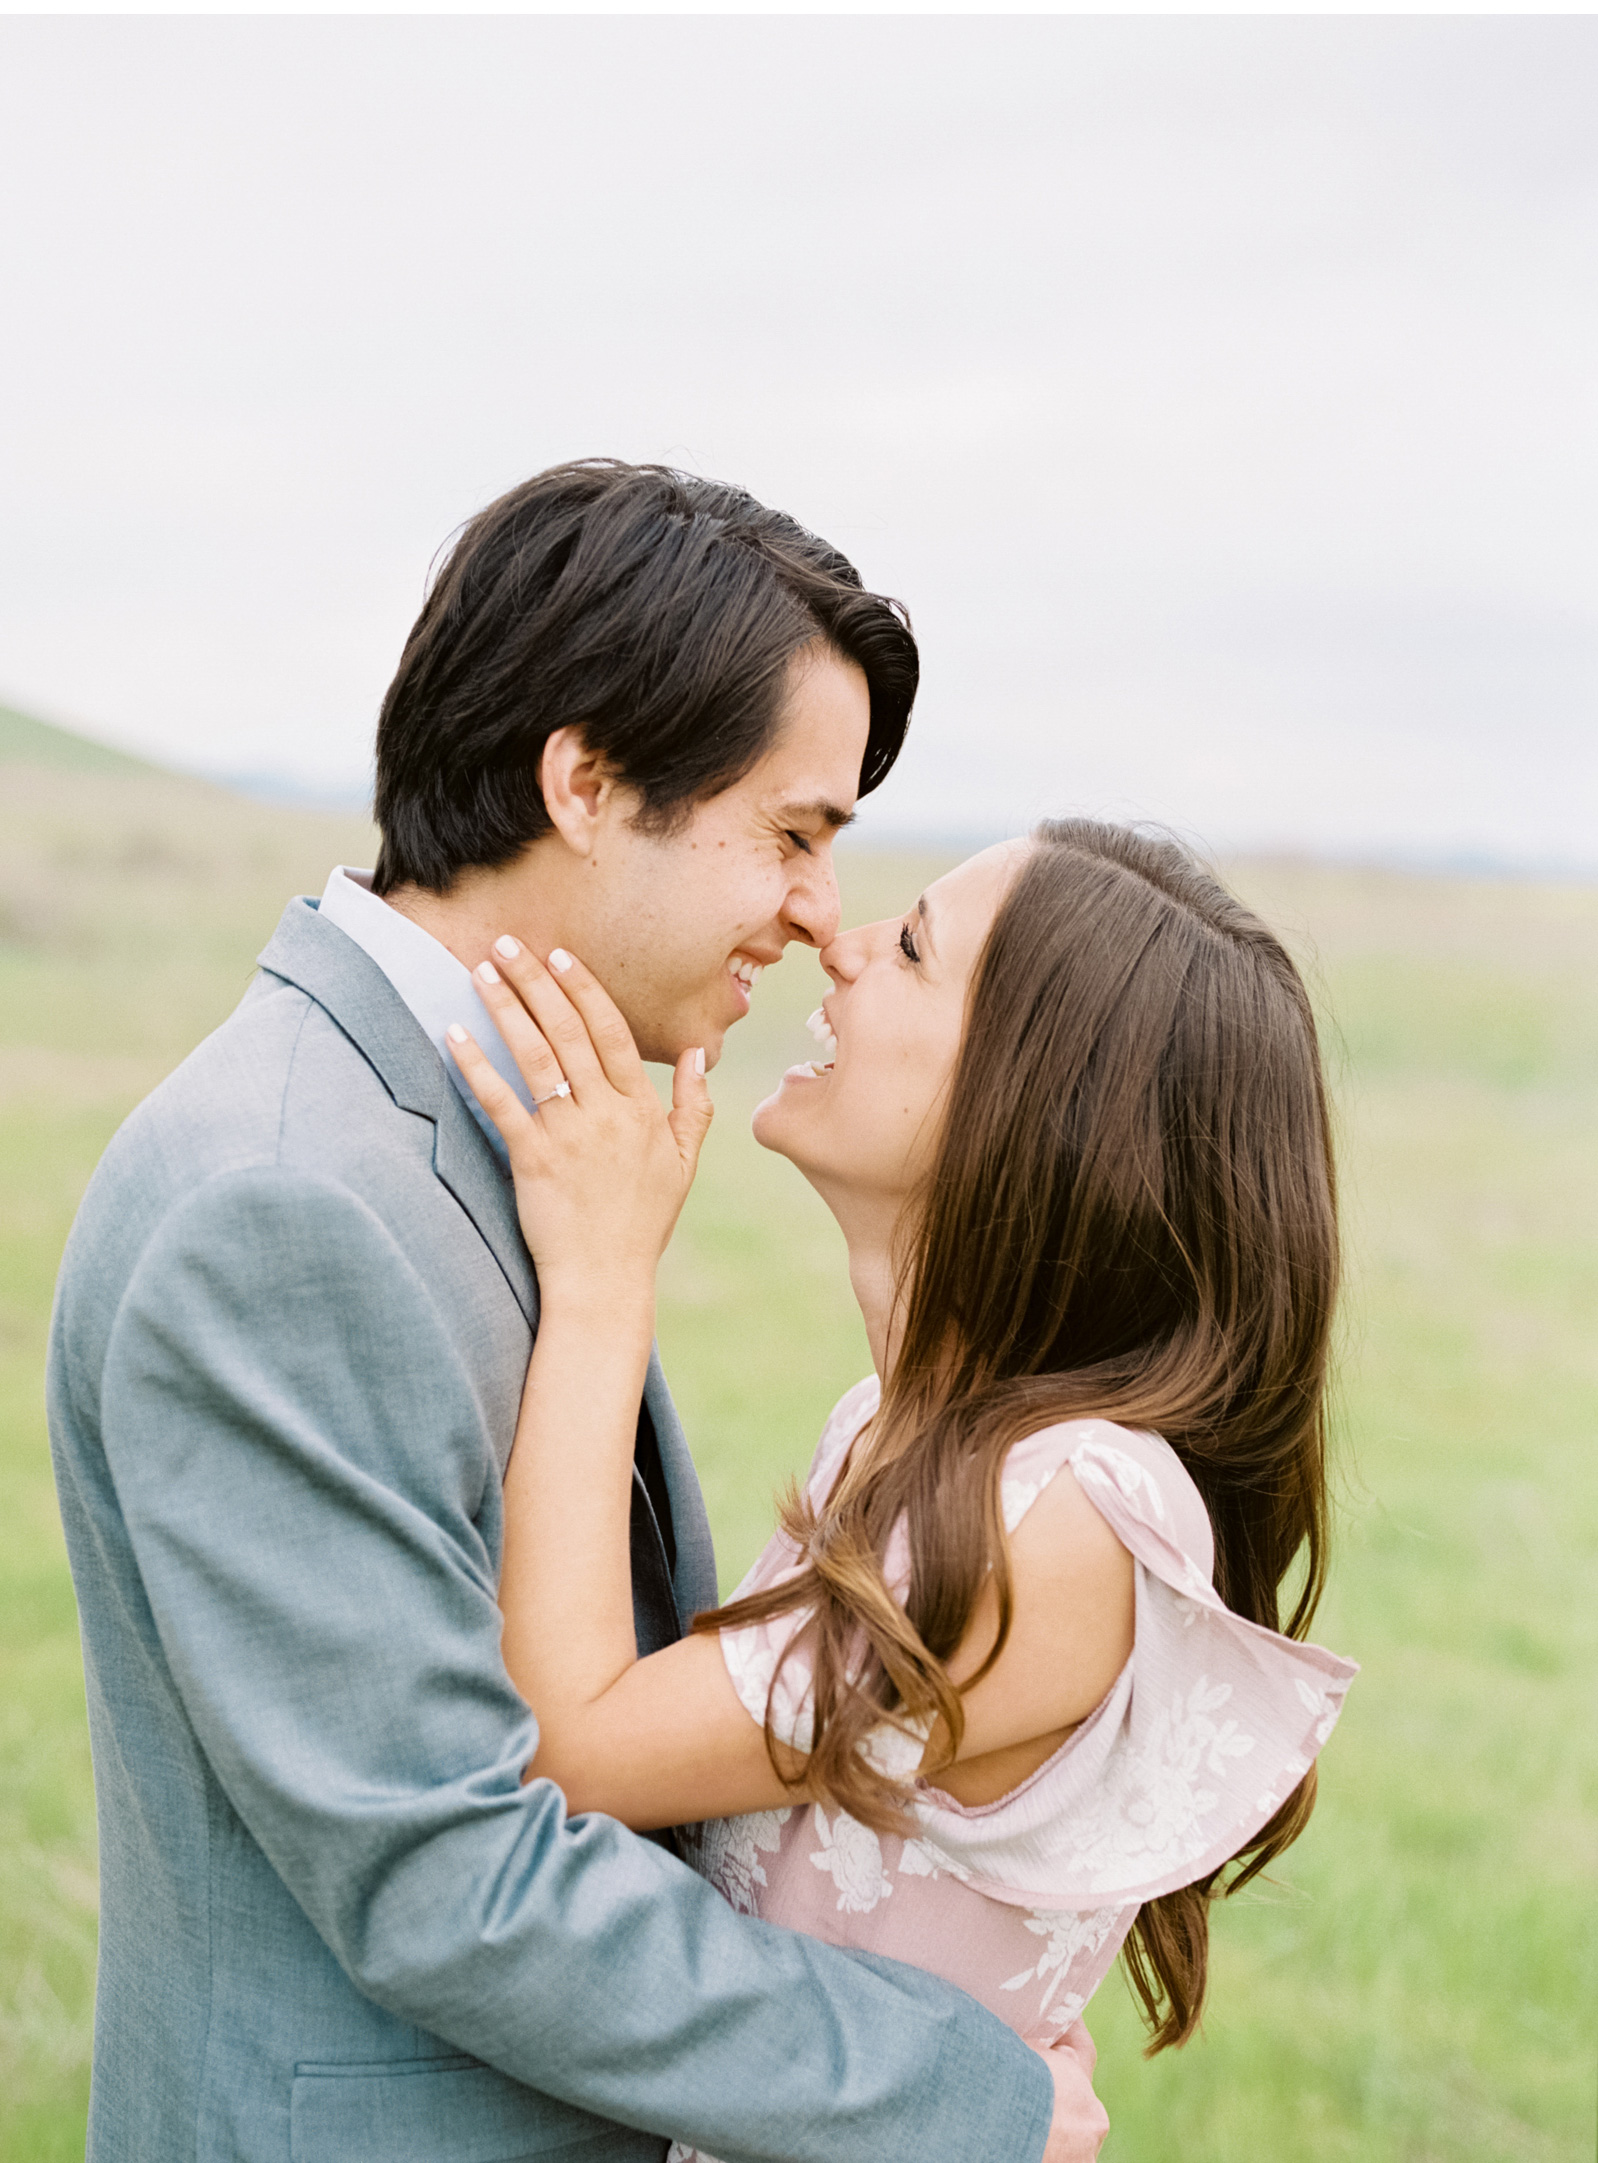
[899,921,920,964]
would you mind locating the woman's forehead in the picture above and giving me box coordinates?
[928,836,1033,911]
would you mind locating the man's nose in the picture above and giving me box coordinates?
[785,855,842,951]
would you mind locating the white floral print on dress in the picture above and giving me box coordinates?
[719,1620,815,1754]
[809,1807,895,1913]
[689,1808,792,1915]
[1070,1436,1169,1525]
[898,1835,974,1884]
[1001,1906,1124,2028]
[1043,1675,1255,1878]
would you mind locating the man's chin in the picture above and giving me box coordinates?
[637,1022,727,1071]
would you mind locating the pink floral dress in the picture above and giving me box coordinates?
[670,1378,1357,2163]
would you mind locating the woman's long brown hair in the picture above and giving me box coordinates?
[696,820,1340,2051]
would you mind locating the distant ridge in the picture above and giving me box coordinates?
[0,702,159,776]
[209,769,372,816]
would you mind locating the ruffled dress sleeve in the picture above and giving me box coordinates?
[716,1388,1356,1919]
[902,1419,1359,1909]
[717,1393,1356,1913]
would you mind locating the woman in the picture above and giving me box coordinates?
[447,819,1357,2158]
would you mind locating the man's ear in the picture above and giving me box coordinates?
[540,727,617,858]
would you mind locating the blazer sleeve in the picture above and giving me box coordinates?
[98,1164,1054,2163]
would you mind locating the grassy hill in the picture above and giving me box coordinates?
[2,708,1594,2160]
[0,705,159,777]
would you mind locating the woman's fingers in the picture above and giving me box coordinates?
[470,960,575,1101]
[453,955,711,1296]
[668,1045,714,1179]
[482,938,609,1096]
[446,1024,541,1153]
[541,948,651,1097]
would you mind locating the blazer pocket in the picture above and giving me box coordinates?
[290,2055,650,2163]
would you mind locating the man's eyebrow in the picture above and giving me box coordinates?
[777,798,857,832]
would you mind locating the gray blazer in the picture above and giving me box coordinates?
[47,897,1052,2163]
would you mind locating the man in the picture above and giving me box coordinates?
[49,461,1106,2161]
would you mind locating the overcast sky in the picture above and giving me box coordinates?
[2,15,1594,865]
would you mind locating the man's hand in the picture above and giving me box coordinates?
[1033,2024,1109,2163]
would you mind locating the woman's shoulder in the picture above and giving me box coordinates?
[826,1370,883,1438]
[1000,1415,1215,1593]
[804,1373,882,1497]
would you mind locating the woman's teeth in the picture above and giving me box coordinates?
[805,1007,838,1072]
[730,959,764,996]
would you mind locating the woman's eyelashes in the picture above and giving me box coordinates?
[898,920,921,964]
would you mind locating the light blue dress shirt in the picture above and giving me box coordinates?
[317,865,535,1167]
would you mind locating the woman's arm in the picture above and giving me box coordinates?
[452,941,1131,1831]
[922,1465,1134,1806]
[499,1445,1132,1830]
[498,1251,803,1824]
[496,1264,657,1754]
[504,1451,1134,1830]
[448,941,801,1824]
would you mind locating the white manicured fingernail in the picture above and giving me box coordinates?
[692,1046,706,1076]
[447,1023,468,1044]
[548,948,574,973]
[476,960,500,985]
[494,935,520,960]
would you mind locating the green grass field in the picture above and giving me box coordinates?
[2,708,1594,2160]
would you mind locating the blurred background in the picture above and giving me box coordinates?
[1,15,1595,2162]
[3,14,1595,867]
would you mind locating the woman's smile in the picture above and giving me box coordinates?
[753,841,1033,1213]
[803,1005,838,1074]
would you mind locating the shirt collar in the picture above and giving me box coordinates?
[316,866,534,1168]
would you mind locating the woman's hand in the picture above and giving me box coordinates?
[454,939,710,1728]
[446,937,713,1304]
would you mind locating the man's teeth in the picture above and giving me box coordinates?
[730,960,764,993]
[804,1008,838,1065]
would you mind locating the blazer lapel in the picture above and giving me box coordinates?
[429,1087,538,1328]
[257,898,537,1325]
[643,1349,719,1623]
[258,897,716,1624]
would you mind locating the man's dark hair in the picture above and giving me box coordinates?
[371,460,918,895]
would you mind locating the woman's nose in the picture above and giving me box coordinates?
[818,933,858,987]
[819,917,888,986]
